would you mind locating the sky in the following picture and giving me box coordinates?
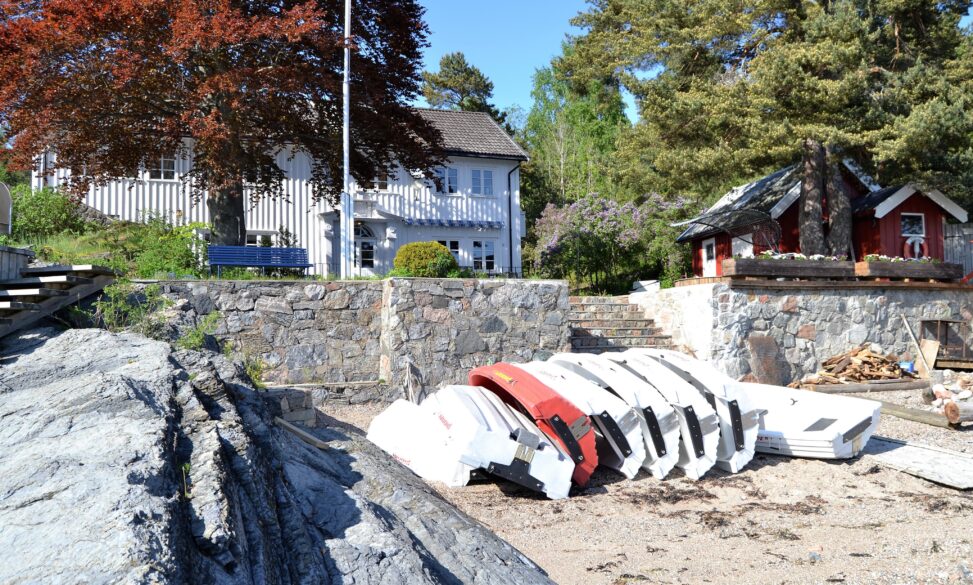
[417,2,972,122]
[416,0,591,114]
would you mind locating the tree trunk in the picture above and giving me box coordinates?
[207,182,246,246]
[799,138,827,256]
[825,145,853,258]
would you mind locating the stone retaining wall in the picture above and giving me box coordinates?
[633,282,973,385]
[382,278,570,390]
[151,278,570,395]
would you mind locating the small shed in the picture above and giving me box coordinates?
[676,163,968,277]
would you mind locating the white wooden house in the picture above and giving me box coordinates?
[33,109,529,276]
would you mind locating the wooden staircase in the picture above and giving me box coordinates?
[0,265,116,339]
[569,295,674,353]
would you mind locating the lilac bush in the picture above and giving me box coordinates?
[532,192,694,291]
[532,193,649,289]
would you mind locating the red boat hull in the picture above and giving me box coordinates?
[469,363,598,486]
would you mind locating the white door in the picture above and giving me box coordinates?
[354,222,378,276]
[702,237,717,277]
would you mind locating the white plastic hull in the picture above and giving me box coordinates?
[422,385,575,499]
[736,382,881,459]
[548,353,681,479]
[517,361,647,480]
[603,353,721,480]
[366,399,472,487]
[630,349,759,474]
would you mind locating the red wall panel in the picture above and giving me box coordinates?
[877,193,945,260]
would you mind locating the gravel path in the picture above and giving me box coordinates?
[323,400,973,585]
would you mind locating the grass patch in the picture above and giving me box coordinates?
[175,311,221,351]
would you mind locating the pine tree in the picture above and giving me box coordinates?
[422,52,507,126]
[565,0,973,243]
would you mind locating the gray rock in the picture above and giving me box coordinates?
[254,296,292,314]
[0,328,553,585]
[304,283,327,300]
[455,330,487,355]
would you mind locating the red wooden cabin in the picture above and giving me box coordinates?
[676,163,968,278]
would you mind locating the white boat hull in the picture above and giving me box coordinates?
[548,352,681,479]
[366,399,472,487]
[421,385,575,499]
[603,353,721,480]
[630,349,759,474]
[736,382,881,459]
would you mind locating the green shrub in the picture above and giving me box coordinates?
[446,267,475,278]
[93,282,171,337]
[10,185,88,242]
[243,355,266,389]
[392,242,458,277]
[132,219,205,278]
[25,214,206,278]
[176,311,221,351]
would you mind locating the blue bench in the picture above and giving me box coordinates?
[208,245,313,277]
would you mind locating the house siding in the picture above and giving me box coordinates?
[877,193,946,260]
[34,150,524,276]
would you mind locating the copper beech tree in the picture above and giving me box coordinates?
[0,0,443,245]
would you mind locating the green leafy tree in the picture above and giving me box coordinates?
[519,60,631,226]
[565,0,973,250]
[423,52,507,125]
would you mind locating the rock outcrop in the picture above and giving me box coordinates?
[0,328,553,584]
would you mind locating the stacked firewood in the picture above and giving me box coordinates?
[792,344,913,386]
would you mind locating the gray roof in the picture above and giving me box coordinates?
[675,165,800,242]
[850,184,903,214]
[416,108,528,161]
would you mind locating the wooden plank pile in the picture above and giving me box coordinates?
[793,344,914,386]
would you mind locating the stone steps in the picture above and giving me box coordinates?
[570,336,674,350]
[0,264,116,339]
[571,326,664,338]
[568,295,673,355]
[569,315,658,326]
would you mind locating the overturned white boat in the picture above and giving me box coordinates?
[366,399,471,487]
[631,348,759,473]
[367,387,575,499]
[602,353,721,480]
[516,361,647,480]
[421,385,575,499]
[547,352,681,480]
[736,382,881,459]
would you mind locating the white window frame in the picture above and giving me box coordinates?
[371,175,390,192]
[437,240,461,263]
[435,167,459,195]
[900,213,925,237]
[244,230,277,247]
[148,155,177,181]
[356,240,376,269]
[471,169,494,196]
[472,239,496,272]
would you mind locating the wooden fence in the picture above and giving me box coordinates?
[0,246,33,280]
[945,223,973,276]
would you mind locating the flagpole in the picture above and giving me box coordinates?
[340,0,353,279]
